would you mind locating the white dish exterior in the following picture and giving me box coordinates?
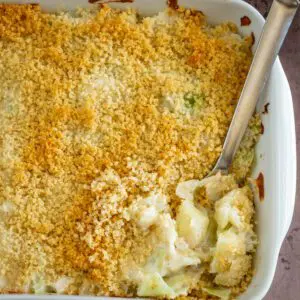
[1,0,296,299]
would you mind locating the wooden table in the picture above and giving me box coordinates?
[246,1,300,299]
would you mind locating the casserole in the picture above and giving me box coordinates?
[1,0,296,299]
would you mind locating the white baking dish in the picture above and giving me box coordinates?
[1,0,296,299]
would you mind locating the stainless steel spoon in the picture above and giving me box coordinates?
[211,0,299,175]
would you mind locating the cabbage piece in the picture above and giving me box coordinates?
[166,250,200,275]
[147,215,200,276]
[144,247,199,278]
[144,246,199,276]
[156,214,178,255]
[138,206,159,229]
[202,287,231,300]
[216,228,246,256]
[165,273,190,296]
[214,225,257,256]
[210,228,246,273]
[128,193,168,230]
[214,188,254,230]
[171,238,201,272]
[195,218,217,261]
[204,174,238,202]
[144,247,167,275]
[161,94,184,114]
[214,255,252,287]
[177,200,209,248]
[137,273,176,298]
[176,174,238,203]
[165,270,202,296]
[176,180,202,201]
[137,270,202,298]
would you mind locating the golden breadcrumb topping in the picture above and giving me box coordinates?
[0,4,259,298]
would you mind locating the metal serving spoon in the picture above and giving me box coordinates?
[211,0,299,175]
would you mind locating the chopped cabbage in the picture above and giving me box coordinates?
[146,214,200,276]
[144,246,199,277]
[137,273,176,298]
[214,188,254,230]
[165,270,202,296]
[176,179,202,201]
[176,174,238,203]
[155,214,177,255]
[217,228,246,255]
[177,200,209,248]
[165,250,200,275]
[210,228,246,273]
[214,255,252,287]
[210,228,254,286]
[165,273,191,296]
[202,287,231,299]
[128,193,168,230]
[144,247,167,275]
[137,270,202,298]
[196,218,217,261]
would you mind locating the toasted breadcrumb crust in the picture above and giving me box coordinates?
[0,4,259,298]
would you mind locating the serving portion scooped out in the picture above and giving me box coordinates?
[123,173,257,299]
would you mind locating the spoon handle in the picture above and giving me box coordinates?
[213,0,299,173]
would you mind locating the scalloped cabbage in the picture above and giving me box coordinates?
[124,174,257,299]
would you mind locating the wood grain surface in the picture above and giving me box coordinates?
[245,1,300,299]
